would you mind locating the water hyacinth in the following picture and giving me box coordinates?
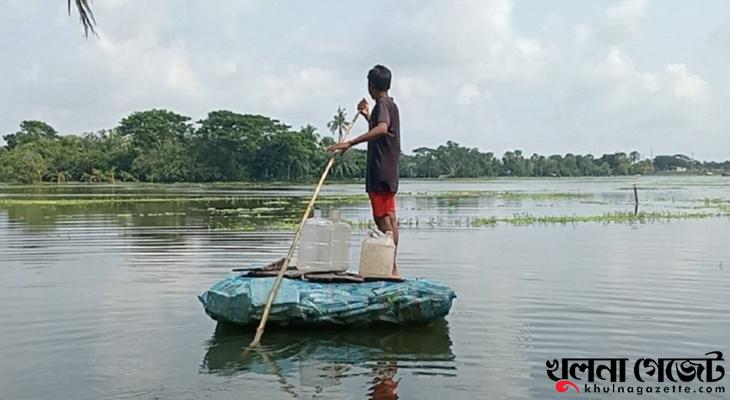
[2,186,729,231]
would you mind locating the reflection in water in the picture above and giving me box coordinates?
[202,320,455,399]
[369,361,400,400]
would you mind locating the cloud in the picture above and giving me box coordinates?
[457,84,481,105]
[606,0,650,25]
[93,33,204,99]
[255,67,348,112]
[380,0,545,82]
[588,46,637,80]
[665,64,707,100]
[0,0,728,159]
[601,0,650,41]
[581,47,708,105]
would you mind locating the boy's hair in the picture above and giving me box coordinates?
[368,65,391,91]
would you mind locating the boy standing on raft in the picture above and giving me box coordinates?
[328,65,401,277]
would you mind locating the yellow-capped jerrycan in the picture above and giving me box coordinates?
[358,230,395,278]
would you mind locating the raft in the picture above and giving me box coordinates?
[198,275,456,326]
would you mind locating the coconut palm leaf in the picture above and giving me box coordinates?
[68,0,97,37]
[326,107,350,142]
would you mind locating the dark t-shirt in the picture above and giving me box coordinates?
[366,96,400,193]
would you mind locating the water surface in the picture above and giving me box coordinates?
[1,177,729,399]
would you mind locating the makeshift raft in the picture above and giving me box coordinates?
[198,274,456,326]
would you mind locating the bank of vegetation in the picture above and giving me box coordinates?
[2,109,729,184]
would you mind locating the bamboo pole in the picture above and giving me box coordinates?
[249,113,360,347]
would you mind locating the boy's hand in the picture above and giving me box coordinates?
[357,98,369,117]
[327,141,352,154]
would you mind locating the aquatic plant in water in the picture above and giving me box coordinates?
[0,197,237,206]
[471,211,726,227]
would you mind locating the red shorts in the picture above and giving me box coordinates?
[368,192,397,218]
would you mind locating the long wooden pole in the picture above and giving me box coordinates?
[249,113,360,347]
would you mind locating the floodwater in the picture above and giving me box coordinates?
[0,177,729,399]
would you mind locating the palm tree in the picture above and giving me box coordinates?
[326,107,349,142]
[68,0,97,36]
[332,151,360,178]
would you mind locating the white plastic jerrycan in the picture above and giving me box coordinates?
[358,230,396,278]
[297,208,335,272]
[330,210,352,272]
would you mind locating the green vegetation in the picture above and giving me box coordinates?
[0,110,344,184]
[2,184,729,231]
[0,190,587,207]
[0,196,235,206]
[470,211,727,227]
[493,192,591,200]
[402,146,730,178]
[405,190,592,201]
[254,210,730,230]
[4,109,730,184]
[697,198,730,213]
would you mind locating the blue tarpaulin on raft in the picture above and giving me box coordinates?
[198,276,456,326]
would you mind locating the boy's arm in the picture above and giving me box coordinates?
[327,122,388,153]
[348,122,388,146]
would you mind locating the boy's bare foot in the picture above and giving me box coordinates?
[391,264,400,278]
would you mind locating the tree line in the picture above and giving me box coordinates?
[1,109,728,184]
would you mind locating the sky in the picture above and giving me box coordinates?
[1,0,729,160]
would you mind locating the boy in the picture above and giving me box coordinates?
[328,65,401,277]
